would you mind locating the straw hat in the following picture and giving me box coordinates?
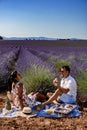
[22,107,32,114]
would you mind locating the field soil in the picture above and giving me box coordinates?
[0,92,87,130]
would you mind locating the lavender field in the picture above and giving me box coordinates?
[0,40,87,97]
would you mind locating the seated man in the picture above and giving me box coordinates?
[42,65,77,107]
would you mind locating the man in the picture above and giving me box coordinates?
[42,65,77,107]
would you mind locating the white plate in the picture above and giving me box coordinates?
[54,104,77,114]
[64,104,77,110]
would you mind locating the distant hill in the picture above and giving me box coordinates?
[1,36,87,40]
[2,36,57,40]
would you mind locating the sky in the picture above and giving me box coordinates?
[0,0,87,39]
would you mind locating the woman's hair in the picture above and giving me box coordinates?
[10,71,18,80]
[7,71,18,92]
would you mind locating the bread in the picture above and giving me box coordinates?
[36,106,41,111]
[46,109,54,114]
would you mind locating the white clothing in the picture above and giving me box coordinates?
[60,75,77,101]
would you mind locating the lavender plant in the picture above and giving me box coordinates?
[22,65,55,95]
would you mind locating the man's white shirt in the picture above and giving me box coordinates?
[60,75,77,101]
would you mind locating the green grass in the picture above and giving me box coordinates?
[22,65,55,95]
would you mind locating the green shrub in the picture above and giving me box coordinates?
[76,71,87,97]
[55,60,72,70]
[22,65,55,95]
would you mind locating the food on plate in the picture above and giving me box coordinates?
[65,105,73,109]
[54,108,70,114]
[59,109,68,113]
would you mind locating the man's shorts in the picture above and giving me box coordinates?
[60,94,76,104]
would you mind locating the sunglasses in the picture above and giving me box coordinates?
[60,70,65,73]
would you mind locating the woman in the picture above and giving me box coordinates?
[8,71,46,110]
[8,71,33,110]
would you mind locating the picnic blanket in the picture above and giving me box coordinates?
[36,104,82,118]
[0,102,82,118]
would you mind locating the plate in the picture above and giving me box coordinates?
[64,104,77,110]
[54,104,77,114]
[54,108,71,114]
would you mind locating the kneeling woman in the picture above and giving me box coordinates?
[8,71,33,110]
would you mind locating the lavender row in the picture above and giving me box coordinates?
[15,46,55,74]
[0,47,19,76]
[0,44,19,55]
[24,46,87,76]
[0,43,87,78]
